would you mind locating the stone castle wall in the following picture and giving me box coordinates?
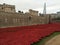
[0,11,49,27]
[0,3,50,27]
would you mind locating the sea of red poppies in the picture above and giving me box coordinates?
[0,23,60,45]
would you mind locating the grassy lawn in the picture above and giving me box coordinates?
[31,31,60,45]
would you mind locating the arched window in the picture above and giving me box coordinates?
[29,16,31,20]
[2,7,3,9]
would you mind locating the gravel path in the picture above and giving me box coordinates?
[45,35,60,45]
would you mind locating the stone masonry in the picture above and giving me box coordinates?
[0,3,53,27]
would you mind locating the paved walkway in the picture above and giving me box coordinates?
[45,35,60,45]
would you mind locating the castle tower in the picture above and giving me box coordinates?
[0,3,16,13]
[43,3,46,14]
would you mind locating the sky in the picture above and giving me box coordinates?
[0,0,60,14]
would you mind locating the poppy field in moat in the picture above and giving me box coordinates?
[0,23,60,45]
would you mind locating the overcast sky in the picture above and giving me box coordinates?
[0,0,60,13]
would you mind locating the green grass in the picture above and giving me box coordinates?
[31,31,60,45]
